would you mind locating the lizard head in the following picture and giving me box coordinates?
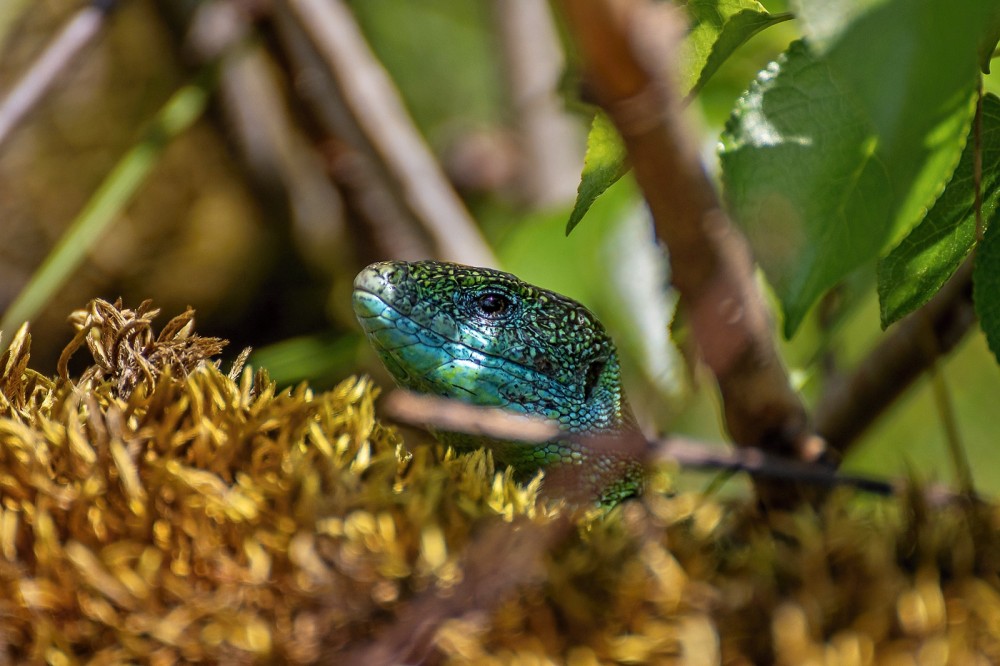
[352,260,627,433]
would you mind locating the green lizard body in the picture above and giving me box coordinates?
[352,260,644,505]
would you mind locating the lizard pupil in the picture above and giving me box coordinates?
[477,293,510,317]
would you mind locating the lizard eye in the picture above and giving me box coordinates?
[475,292,512,318]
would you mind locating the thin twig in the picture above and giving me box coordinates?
[379,390,967,500]
[382,390,560,444]
[0,0,118,150]
[553,0,819,502]
[280,0,497,268]
[179,0,351,273]
[650,435,892,494]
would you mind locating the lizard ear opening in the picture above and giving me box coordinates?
[583,356,607,402]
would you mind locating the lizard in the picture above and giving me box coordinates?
[352,260,645,505]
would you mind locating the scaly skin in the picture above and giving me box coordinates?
[352,260,644,505]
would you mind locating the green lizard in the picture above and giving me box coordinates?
[352,260,644,505]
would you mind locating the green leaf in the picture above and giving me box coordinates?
[721,0,989,336]
[567,0,789,234]
[681,0,792,99]
[791,0,882,51]
[978,10,1000,74]
[879,94,1000,326]
[250,333,364,389]
[974,206,1000,365]
[566,112,628,235]
[796,0,1000,76]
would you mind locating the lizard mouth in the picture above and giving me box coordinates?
[351,288,388,322]
[352,263,563,390]
[351,261,600,404]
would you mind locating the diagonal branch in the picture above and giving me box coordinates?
[553,1,822,491]
[0,1,119,150]
[382,390,967,504]
[277,0,497,268]
[815,258,977,455]
[494,0,582,207]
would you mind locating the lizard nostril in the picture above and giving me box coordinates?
[354,261,411,293]
[383,262,409,285]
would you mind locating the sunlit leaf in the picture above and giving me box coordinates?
[566,112,628,235]
[681,0,791,99]
[879,94,1000,326]
[721,0,988,336]
[974,207,1000,364]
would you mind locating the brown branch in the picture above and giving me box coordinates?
[494,0,582,207]
[277,0,498,268]
[381,390,944,499]
[382,390,560,444]
[177,1,351,275]
[553,1,820,484]
[0,1,118,149]
[652,435,891,494]
[815,257,977,456]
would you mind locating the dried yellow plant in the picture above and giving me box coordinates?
[0,299,999,665]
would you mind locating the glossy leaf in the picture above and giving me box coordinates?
[879,94,1000,326]
[722,0,989,336]
[791,0,882,51]
[796,0,1000,75]
[974,205,1000,365]
[566,112,628,234]
[681,0,791,99]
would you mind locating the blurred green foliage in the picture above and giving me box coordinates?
[0,0,267,371]
[0,80,211,344]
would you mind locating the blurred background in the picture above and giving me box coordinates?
[2,0,999,493]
